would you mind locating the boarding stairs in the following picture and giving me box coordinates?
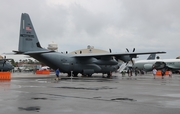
[118,62,127,73]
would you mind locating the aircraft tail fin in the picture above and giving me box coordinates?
[18,13,47,53]
[147,54,156,60]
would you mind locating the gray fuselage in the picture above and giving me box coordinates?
[30,52,119,75]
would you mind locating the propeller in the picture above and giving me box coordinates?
[131,48,135,65]
[108,48,119,61]
[125,48,136,65]
[126,48,135,52]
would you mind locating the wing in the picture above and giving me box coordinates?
[12,50,55,55]
[73,51,165,57]
[73,51,166,62]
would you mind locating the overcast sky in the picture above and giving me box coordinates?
[0,0,180,61]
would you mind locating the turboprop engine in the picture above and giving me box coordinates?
[153,61,166,70]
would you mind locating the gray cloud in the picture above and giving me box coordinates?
[0,0,180,61]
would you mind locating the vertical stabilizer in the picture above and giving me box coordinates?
[18,13,46,52]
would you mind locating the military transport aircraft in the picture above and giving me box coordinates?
[134,57,180,72]
[13,13,165,77]
[0,56,14,71]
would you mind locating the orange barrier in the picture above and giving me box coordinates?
[36,70,50,75]
[156,71,169,76]
[0,72,11,80]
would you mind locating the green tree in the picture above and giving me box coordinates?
[10,59,16,66]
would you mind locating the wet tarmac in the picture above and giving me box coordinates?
[0,72,180,114]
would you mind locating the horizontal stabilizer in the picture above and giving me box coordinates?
[12,50,24,54]
[24,50,55,55]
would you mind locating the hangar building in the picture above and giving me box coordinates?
[70,45,109,54]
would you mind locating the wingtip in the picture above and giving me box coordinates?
[157,51,166,54]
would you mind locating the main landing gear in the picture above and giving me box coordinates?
[102,72,112,78]
[67,72,78,77]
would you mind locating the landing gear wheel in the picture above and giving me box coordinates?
[87,74,92,77]
[73,72,78,77]
[107,72,112,78]
[67,72,71,77]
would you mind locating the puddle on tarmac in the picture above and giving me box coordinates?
[93,96,102,98]
[18,106,40,112]
[53,86,116,90]
[111,98,136,101]
[31,97,47,100]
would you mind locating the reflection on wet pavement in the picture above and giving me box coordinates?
[18,106,40,112]
[31,97,47,100]
[53,86,116,90]
[111,98,136,101]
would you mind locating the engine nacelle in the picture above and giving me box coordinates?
[154,61,166,70]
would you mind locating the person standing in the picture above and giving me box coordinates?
[127,68,130,77]
[169,70,172,78]
[129,68,133,77]
[55,68,60,80]
[135,67,138,76]
[153,68,157,79]
[161,68,166,79]
[121,70,125,77]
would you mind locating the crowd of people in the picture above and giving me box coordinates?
[121,67,145,77]
[56,67,173,80]
[121,67,173,79]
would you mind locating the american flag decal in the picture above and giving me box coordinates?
[26,26,32,31]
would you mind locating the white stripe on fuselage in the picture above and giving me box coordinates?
[134,59,180,70]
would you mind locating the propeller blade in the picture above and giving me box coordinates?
[126,48,129,52]
[109,48,112,53]
[133,48,135,52]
